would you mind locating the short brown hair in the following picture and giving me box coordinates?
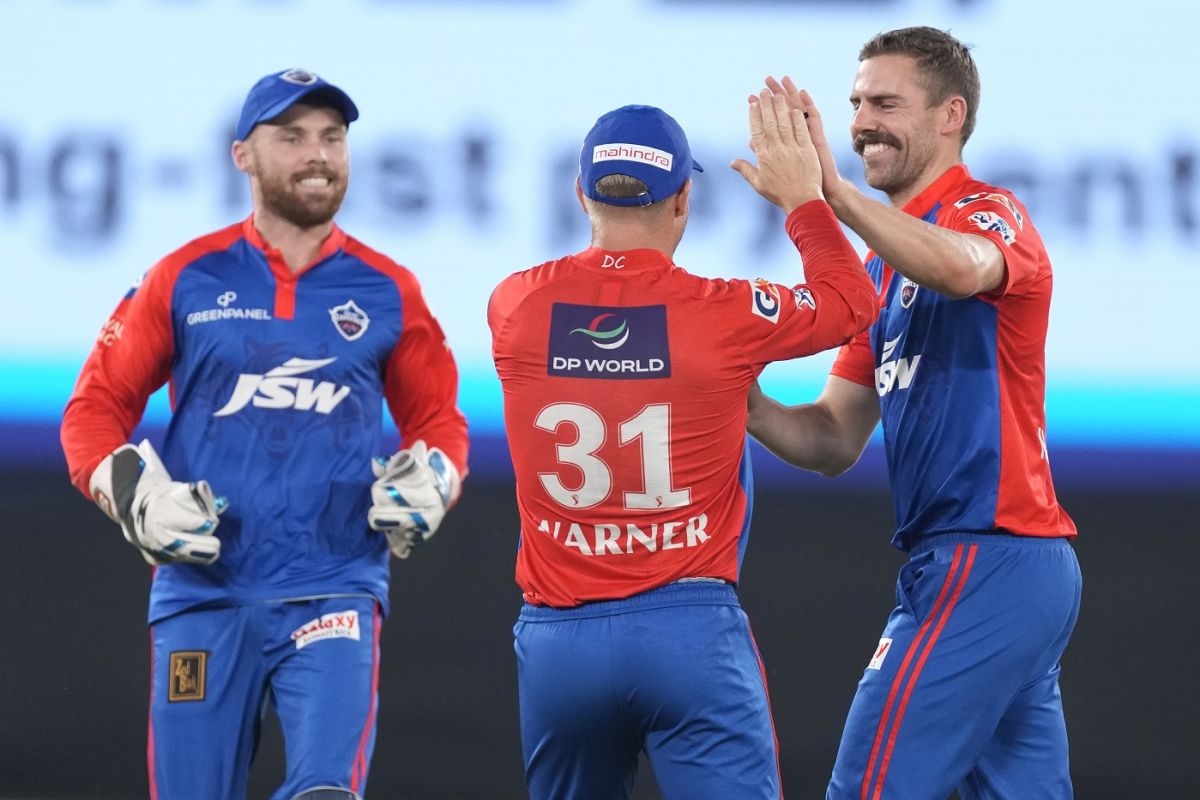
[593,174,653,204]
[587,174,674,218]
[860,26,980,145]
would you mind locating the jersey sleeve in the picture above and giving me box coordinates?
[60,264,177,496]
[708,200,877,367]
[383,269,469,479]
[944,191,1039,299]
[486,272,524,350]
[829,328,876,388]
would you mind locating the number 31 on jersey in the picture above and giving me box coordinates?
[534,403,692,511]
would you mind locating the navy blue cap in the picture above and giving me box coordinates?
[579,105,704,206]
[236,68,359,141]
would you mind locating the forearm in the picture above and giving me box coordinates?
[829,184,1000,298]
[748,395,865,477]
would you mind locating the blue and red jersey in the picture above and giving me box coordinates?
[831,165,1076,550]
[62,216,468,622]
[489,201,877,607]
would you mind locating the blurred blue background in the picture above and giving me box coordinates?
[3,0,1197,487]
[2,4,1198,799]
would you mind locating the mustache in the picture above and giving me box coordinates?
[853,132,901,154]
[293,168,339,181]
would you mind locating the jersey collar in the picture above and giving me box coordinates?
[901,163,972,219]
[240,214,347,278]
[574,246,676,273]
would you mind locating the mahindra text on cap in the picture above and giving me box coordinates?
[579,105,703,206]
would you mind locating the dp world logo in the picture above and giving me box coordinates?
[570,313,629,350]
[548,303,670,380]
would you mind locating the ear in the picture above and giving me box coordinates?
[941,96,967,140]
[575,177,588,215]
[231,139,253,175]
[674,179,692,219]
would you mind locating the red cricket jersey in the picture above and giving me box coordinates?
[489,201,877,607]
[830,165,1076,549]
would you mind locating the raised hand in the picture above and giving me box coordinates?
[731,86,823,212]
[765,76,848,205]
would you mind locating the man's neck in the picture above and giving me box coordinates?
[590,227,679,259]
[887,155,963,209]
[252,207,334,273]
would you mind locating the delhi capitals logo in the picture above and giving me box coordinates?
[329,299,369,341]
[570,313,630,350]
[900,277,919,309]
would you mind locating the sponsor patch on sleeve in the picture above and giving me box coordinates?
[966,211,1017,245]
[792,287,816,311]
[954,191,1024,229]
[751,278,781,324]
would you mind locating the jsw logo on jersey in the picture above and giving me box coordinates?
[876,335,921,396]
[213,357,351,417]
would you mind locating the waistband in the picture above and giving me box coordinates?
[518,579,739,622]
[910,531,1074,557]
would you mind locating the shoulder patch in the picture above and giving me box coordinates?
[966,211,1017,245]
[953,191,1024,229]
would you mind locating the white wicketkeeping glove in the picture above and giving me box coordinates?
[88,439,226,565]
[368,440,461,559]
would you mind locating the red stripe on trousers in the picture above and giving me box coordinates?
[350,603,382,792]
[748,625,785,800]
[870,544,978,800]
[148,627,158,800]
[860,543,967,800]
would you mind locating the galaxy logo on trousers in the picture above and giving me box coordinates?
[867,637,893,670]
[291,610,361,650]
[548,303,670,379]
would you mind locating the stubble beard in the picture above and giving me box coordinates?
[258,168,348,229]
[857,131,937,202]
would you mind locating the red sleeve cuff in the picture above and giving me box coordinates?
[784,198,839,243]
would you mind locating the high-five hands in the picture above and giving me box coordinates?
[731,78,824,212]
[763,76,849,205]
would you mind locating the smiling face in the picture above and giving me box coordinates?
[234,102,349,228]
[850,54,960,205]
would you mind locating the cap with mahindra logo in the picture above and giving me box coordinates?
[580,105,704,206]
[236,68,360,141]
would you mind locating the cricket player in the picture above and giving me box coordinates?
[748,28,1082,799]
[488,96,877,798]
[61,68,468,800]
